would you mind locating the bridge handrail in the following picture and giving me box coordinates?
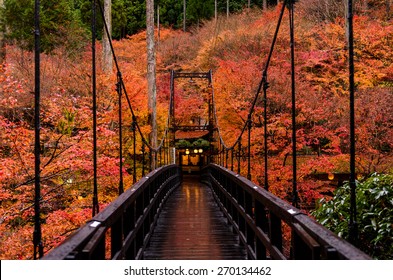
[202,164,371,260]
[43,164,181,260]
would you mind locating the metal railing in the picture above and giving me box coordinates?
[201,164,371,260]
[43,165,181,260]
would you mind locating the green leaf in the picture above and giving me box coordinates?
[371,218,377,231]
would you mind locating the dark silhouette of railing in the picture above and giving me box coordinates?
[43,165,181,260]
[201,164,371,260]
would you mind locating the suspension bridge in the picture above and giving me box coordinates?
[29,1,371,260]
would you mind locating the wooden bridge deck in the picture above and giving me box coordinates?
[143,175,247,260]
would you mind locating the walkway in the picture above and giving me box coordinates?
[143,175,247,260]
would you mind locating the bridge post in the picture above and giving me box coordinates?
[346,0,358,246]
[289,0,298,208]
[117,72,124,194]
[33,0,44,260]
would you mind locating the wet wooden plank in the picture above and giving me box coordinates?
[143,175,247,260]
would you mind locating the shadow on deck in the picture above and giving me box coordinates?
[143,175,247,260]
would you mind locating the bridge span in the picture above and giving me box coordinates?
[43,165,370,260]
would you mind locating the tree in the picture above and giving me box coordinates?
[312,174,393,259]
[183,0,186,31]
[0,0,5,64]
[2,0,88,53]
[215,0,217,20]
[102,0,113,74]
[146,0,157,169]
[187,0,214,26]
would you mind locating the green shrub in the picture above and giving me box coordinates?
[312,173,393,259]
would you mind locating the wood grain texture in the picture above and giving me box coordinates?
[144,175,247,260]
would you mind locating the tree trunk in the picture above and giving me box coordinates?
[146,0,157,169]
[227,0,229,18]
[102,0,112,74]
[157,3,160,48]
[183,0,186,31]
[0,0,5,64]
[215,0,217,21]
[263,0,267,10]
[248,0,250,9]
[387,0,391,19]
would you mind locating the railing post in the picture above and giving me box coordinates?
[158,147,162,167]
[111,218,123,258]
[132,116,137,184]
[237,141,241,175]
[269,213,282,252]
[124,202,136,259]
[149,149,152,172]
[163,140,167,165]
[255,200,268,259]
[231,148,234,171]
[247,117,252,180]
[217,148,219,166]
[225,149,229,169]
[142,142,146,177]
[245,193,254,258]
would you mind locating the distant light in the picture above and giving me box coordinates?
[193,149,198,154]
[185,149,190,155]
[198,149,203,153]
[328,173,335,180]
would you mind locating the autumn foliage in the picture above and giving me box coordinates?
[1,3,392,259]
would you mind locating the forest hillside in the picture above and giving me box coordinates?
[0,1,392,259]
